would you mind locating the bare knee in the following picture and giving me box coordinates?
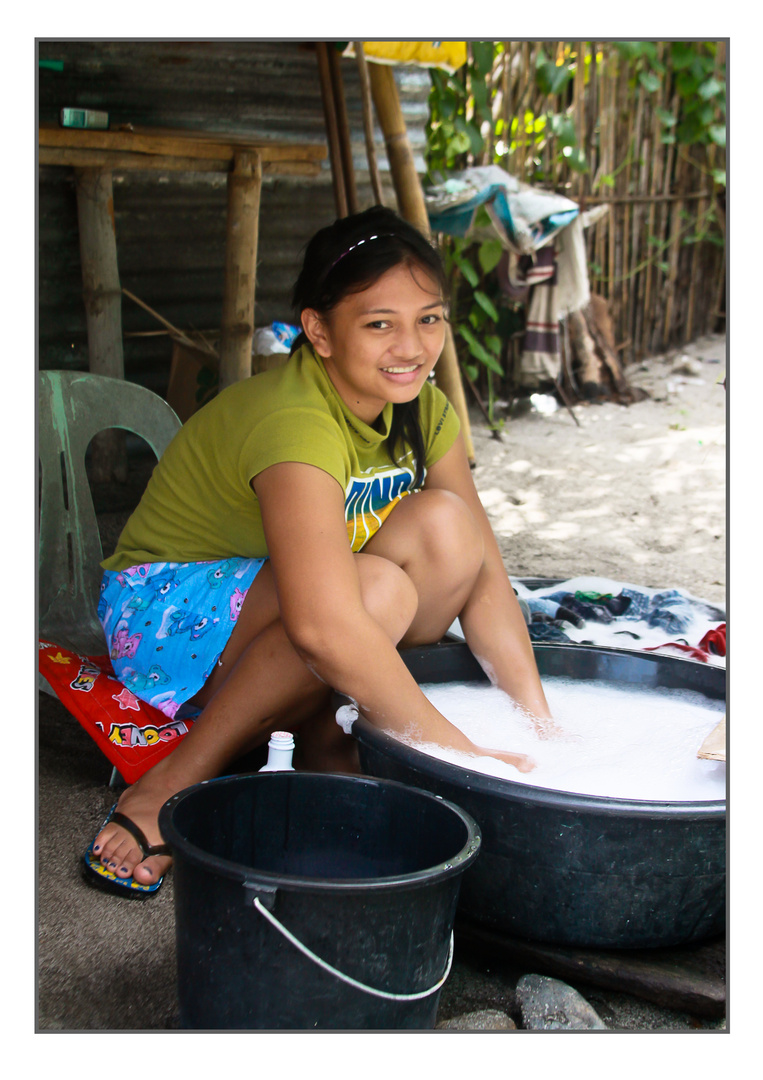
[412,489,484,580]
[355,553,418,644]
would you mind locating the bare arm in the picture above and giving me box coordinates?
[425,435,553,723]
[253,461,535,769]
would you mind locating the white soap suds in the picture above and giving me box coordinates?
[401,678,725,802]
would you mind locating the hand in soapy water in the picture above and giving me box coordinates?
[481,747,537,773]
[531,715,565,741]
[512,701,564,741]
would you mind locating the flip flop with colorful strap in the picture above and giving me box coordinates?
[82,803,171,899]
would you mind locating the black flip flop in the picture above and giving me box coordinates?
[82,803,171,899]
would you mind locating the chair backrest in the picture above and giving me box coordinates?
[38,371,182,655]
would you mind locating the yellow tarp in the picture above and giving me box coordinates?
[344,41,467,74]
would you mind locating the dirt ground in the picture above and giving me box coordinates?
[469,331,726,609]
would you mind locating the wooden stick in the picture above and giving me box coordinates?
[354,41,385,205]
[74,166,126,482]
[39,146,322,176]
[580,190,712,205]
[316,42,348,218]
[461,364,503,436]
[328,44,359,215]
[121,288,218,357]
[697,716,725,761]
[219,150,261,390]
[39,123,327,162]
[574,42,585,200]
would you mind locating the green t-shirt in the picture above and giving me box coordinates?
[103,345,460,571]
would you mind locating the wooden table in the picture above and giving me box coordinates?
[39,124,327,393]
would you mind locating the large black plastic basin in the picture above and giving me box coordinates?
[346,641,726,949]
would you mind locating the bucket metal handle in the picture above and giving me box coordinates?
[253,896,454,1001]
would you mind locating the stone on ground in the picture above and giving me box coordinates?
[516,974,607,1031]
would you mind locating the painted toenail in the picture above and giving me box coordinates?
[93,845,100,852]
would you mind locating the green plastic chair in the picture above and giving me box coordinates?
[38,370,182,660]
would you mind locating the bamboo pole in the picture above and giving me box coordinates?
[639,42,665,352]
[645,128,659,355]
[686,150,703,342]
[515,42,531,179]
[353,42,385,205]
[662,149,685,347]
[632,123,649,360]
[607,51,617,313]
[626,83,645,364]
[574,41,586,200]
[593,46,608,297]
[585,42,598,198]
[316,42,348,218]
[619,64,633,350]
[654,90,678,353]
[74,166,126,483]
[219,150,262,391]
[327,44,359,215]
[367,60,475,461]
[502,41,512,162]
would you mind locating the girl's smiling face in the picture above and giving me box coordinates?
[301,261,446,424]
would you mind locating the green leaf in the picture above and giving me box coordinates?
[471,41,494,75]
[439,92,457,120]
[549,112,576,147]
[478,239,504,274]
[670,42,696,70]
[474,290,500,320]
[562,145,588,172]
[536,59,572,97]
[709,124,726,147]
[698,76,724,100]
[712,168,727,187]
[475,239,505,274]
[471,75,489,113]
[458,324,504,374]
[638,70,661,93]
[466,119,485,157]
[656,107,677,127]
[454,254,479,287]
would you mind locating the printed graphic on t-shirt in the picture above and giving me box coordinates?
[344,466,417,551]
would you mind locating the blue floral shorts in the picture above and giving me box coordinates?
[98,557,266,720]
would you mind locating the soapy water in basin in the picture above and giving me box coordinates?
[404,678,725,802]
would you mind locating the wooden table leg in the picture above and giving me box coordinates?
[219,150,262,391]
[74,166,127,482]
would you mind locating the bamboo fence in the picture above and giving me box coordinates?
[482,41,726,370]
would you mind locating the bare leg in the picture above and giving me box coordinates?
[92,555,417,884]
[363,488,485,647]
[93,489,492,884]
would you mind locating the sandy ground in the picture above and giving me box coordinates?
[34,333,727,1042]
[470,332,726,608]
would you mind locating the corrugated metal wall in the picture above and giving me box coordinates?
[37,40,430,394]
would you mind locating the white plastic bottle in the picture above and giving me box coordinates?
[259,731,295,772]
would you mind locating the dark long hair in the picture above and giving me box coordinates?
[291,206,447,488]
